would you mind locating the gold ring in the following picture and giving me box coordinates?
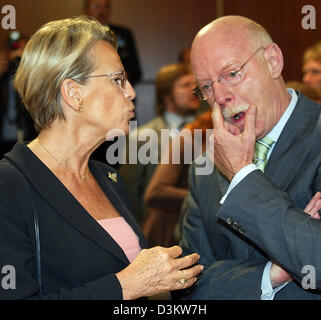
[178,270,187,285]
[178,277,188,285]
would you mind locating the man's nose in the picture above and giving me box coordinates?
[303,72,313,85]
[212,81,233,106]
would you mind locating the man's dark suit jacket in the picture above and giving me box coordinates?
[0,65,37,142]
[110,24,142,86]
[180,92,321,299]
[0,143,148,300]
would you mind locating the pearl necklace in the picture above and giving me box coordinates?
[35,138,88,181]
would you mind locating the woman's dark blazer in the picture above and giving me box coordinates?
[0,142,148,300]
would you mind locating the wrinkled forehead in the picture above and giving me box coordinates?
[191,33,253,81]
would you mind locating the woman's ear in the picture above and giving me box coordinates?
[60,79,83,112]
[263,43,284,79]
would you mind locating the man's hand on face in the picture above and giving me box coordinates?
[209,103,257,180]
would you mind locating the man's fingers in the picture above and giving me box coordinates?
[310,199,321,219]
[211,103,225,130]
[243,105,257,139]
[304,191,321,215]
[224,121,241,136]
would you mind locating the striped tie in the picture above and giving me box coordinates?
[254,136,274,172]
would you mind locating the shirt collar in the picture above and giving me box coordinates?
[265,88,298,143]
[163,111,195,130]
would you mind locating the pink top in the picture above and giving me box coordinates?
[98,217,141,263]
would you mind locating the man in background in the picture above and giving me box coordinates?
[85,0,142,165]
[85,0,142,86]
[0,31,36,158]
[302,41,321,90]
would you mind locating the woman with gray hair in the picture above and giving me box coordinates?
[0,16,202,300]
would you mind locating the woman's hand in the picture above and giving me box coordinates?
[116,245,203,300]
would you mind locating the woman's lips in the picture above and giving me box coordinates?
[129,110,135,118]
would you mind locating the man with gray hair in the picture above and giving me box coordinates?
[180,15,321,299]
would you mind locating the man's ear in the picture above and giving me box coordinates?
[263,43,284,79]
[60,79,83,112]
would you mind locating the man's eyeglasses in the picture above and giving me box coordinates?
[193,47,265,101]
[77,70,128,89]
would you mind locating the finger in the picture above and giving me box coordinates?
[181,264,204,279]
[174,265,203,290]
[243,105,257,139]
[224,121,241,136]
[174,275,198,290]
[304,191,321,212]
[304,192,321,214]
[174,252,200,270]
[165,245,183,258]
[310,199,321,219]
[211,103,225,130]
[304,198,317,213]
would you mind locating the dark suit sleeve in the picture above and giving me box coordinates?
[179,165,267,300]
[217,169,321,290]
[0,164,123,300]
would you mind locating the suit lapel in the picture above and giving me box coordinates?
[5,143,144,265]
[92,162,148,249]
[265,93,321,190]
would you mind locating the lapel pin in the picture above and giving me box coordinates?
[108,172,118,183]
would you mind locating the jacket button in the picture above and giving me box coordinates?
[232,221,239,230]
[239,227,246,234]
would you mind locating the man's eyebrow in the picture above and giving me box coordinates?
[220,60,241,72]
[194,60,243,83]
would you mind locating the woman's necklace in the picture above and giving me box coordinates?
[35,138,88,181]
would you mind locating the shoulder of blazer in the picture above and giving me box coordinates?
[0,159,28,188]
[0,160,37,232]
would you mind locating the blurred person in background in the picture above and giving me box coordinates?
[302,41,321,90]
[85,0,142,165]
[85,0,142,86]
[120,63,200,225]
[286,80,321,103]
[143,109,213,247]
[0,31,36,158]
